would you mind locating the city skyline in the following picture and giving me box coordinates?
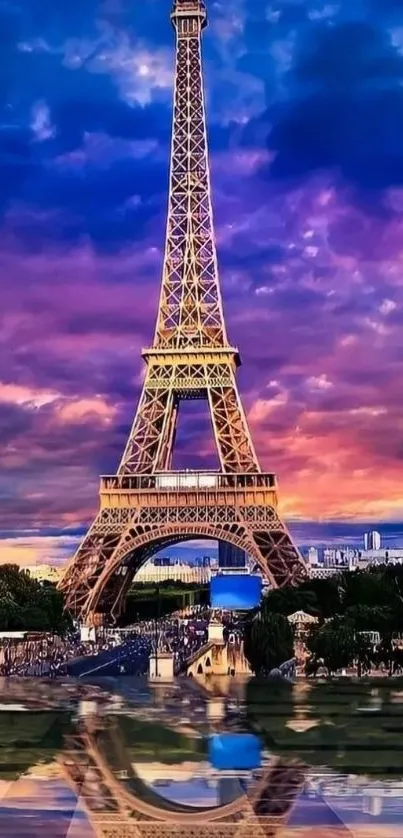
[3,521,403,569]
[1,0,403,566]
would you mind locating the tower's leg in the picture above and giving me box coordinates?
[208,377,259,473]
[118,386,177,474]
[250,524,307,588]
[59,524,122,622]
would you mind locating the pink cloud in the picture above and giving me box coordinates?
[1,172,403,531]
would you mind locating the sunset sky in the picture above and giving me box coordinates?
[2,0,403,565]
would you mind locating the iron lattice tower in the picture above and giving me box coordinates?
[59,713,306,838]
[59,0,308,624]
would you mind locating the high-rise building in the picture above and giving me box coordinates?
[364,530,381,551]
[153,556,171,567]
[218,541,246,569]
[195,556,211,568]
[323,547,355,567]
[373,530,381,550]
[307,547,319,566]
[134,563,210,585]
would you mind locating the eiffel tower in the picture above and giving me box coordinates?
[59,0,308,625]
[59,714,307,838]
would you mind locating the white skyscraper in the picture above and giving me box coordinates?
[308,547,319,566]
[364,530,381,551]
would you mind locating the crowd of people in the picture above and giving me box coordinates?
[0,636,74,677]
[159,617,208,673]
[0,610,219,678]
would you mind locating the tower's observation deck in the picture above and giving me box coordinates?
[171,0,207,31]
[100,471,277,510]
[59,0,307,625]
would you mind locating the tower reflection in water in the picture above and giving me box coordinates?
[1,677,403,836]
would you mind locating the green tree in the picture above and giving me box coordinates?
[40,583,72,633]
[20,605,51,631]
[263,586,319,617]
[339,569,398,613]
[0,564,71,634]
[0,580,21,630]
[244,610,294,676]
[376,634,394,675]
[299,576,342,619]
[307,620,357,676]
[247,564,403,679]
[344,604,391,634]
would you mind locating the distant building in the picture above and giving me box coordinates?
[22,564,62,584]
[364,530,381,551]
[153,556,171,567]
[323,547,356,568]
[308,545,403,577]
[357,548,403,567]
[307,547,319,566]
[133,562,211,585]
[218,542,246,570]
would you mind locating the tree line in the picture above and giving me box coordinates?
[244,564,403,677]
[0,566,209,632]
[0,564,71,633]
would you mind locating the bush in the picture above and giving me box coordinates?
[244,610,294,676]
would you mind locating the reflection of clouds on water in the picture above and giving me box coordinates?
[65,814,96,837]
[0,780,12,802]
[137,761,248,808]
[0,776,95,836]
[0,777,76,807]
[0,808,94,838]
[2,680,403,834]
[290,779,403,829]
[151,777,220,807]
[289,790,349,829]
[326,789,403,827]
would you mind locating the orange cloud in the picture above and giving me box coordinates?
[250,409,403,521]
[0,536,79,567]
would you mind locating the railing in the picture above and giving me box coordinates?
[100,472,277,492]
[174,640,213,675]
[142,344,239,354]
[172,0,206,17]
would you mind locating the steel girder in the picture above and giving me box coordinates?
[58,0,307,623]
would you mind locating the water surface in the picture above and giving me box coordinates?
[0,676,402,836]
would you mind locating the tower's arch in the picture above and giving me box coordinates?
[82,524,272,623]
[59,714,306,828]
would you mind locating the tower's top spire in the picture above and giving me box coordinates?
[171,0,207,30]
